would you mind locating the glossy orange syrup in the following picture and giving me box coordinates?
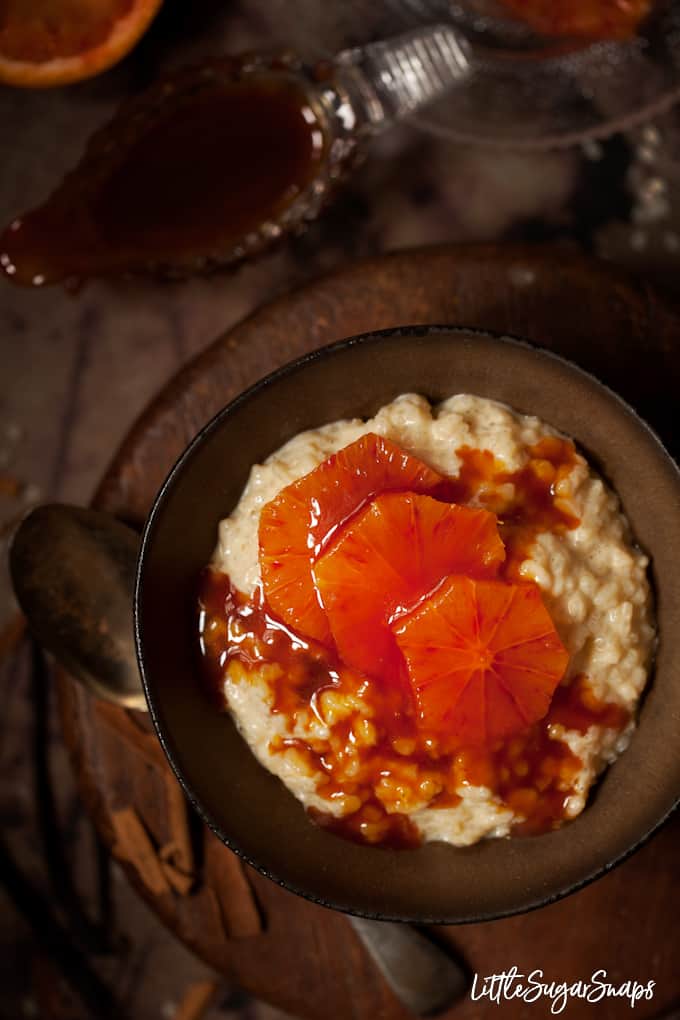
[445,436,580,577]
[0,64,326,287]
[198,437,631,848]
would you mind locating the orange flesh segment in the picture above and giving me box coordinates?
[0,2,134,61]
[0,0,162,86]
[313,492,505,678]
[258,433,446,645]
[393,576,569,744]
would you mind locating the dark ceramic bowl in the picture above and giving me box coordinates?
[135,326,680,923]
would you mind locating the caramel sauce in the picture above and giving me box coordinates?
[446,437,580,578]
[308,800,422,849]
[1,65,326,287]
[550,673,630,735]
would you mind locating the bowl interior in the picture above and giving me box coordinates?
[135,327,680,922]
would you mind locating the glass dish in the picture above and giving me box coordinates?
[386,0,680,148]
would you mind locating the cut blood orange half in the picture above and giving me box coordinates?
[497,0,651,40]
[393,576,569,745]
[0,0,163,88]
[313,492,505,677]
[258,433,446,645]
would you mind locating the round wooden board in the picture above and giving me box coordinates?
[58,245,680,1020]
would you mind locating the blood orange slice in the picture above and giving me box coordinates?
[0,0,163,88]
[258,433,446,644]
[393,576,569,744]
[313,492,505,677]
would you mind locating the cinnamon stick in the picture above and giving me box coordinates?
[97,704,200,897]
[203,887,230,942]
[0,612,26,664]
[204,832,263,938]
[94,700,167,769]
[111,807,170,898]
[97,691,263,931]
[160,856,195,896]
[163,771,194,875]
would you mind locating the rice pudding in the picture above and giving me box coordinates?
[198,394,655,848]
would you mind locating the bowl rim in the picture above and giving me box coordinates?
[135,323,680,924]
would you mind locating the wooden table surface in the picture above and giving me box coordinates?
[58,246,680,1020]
[2,4,680,1019]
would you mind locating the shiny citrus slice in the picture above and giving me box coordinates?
[393,576,569,744]
[0,0,163,88]
[258,433,446,645]
[497,0,651,40]
[313,492,505,677]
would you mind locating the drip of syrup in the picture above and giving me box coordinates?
[0,63,327,287]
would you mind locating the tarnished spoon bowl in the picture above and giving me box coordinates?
[9,503,145,709]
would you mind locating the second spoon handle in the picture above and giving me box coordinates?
[349,916,468,1014]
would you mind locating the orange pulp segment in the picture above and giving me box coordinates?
[393,576,569,744]
[258,433,446,645]
[0,0,163,88]
[313,492,505,678]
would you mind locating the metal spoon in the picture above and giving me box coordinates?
[9,503,469,1015]
[348,916,468,1014]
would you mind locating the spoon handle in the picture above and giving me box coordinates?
[331,24,471,134]
[349,916,468,1014]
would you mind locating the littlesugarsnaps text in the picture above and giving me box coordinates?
[470,968,655,1014]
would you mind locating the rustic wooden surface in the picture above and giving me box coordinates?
[2,4,680,1017]
[56,245,680,1020]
